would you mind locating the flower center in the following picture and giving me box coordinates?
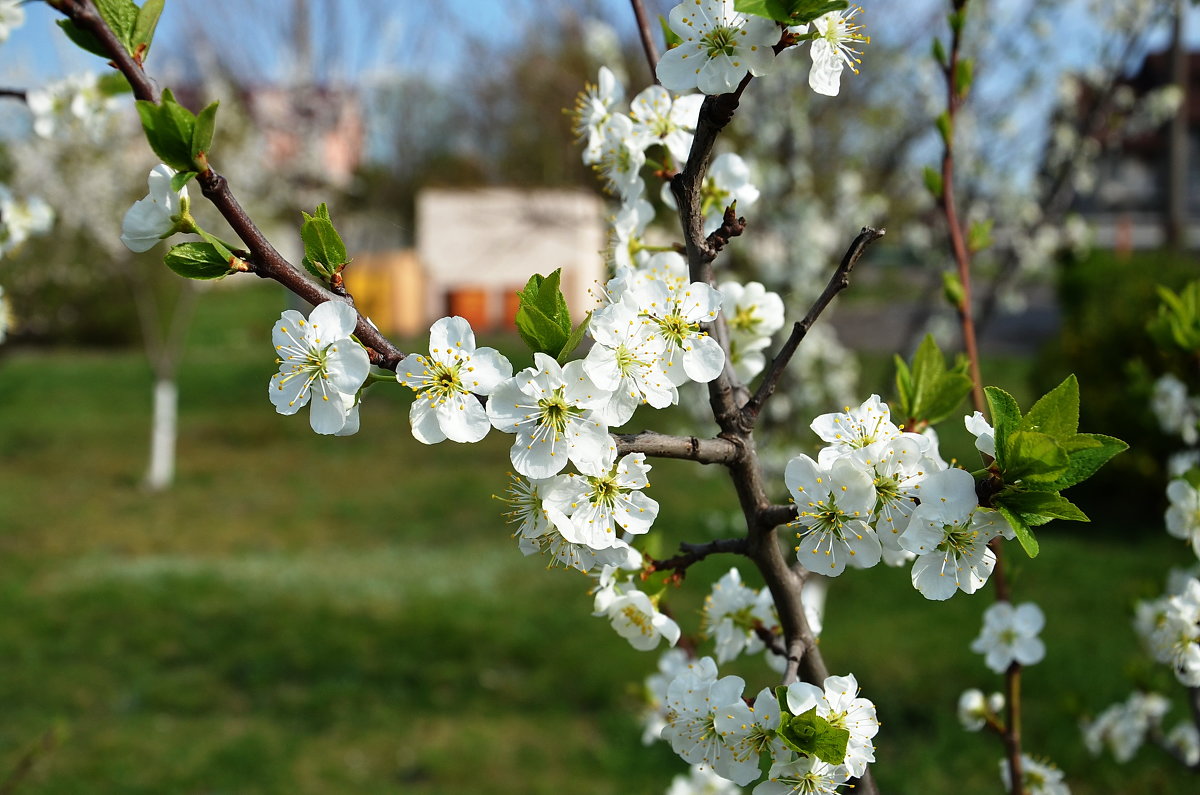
[656,312,698,347]
[620,604,654,635]
[729,304,759,334]
[702,25,739,58]
[537,389,578,434]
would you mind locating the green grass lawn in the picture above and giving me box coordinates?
[0,282,1192,793]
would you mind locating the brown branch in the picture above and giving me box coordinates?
[753,623,787,658]
[705,203,747,256]
[629,0,661,85]
[613,431,740,464]
[742,227,885,425]
[0,88,27,102]
[51,0,406,370]
[647,537,749,580]
[939,1,985,415]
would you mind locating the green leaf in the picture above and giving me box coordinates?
[893,354,914,416]
[1147,281,1200,354]
[984,386,1021,467]
[515,270,574,356]
[163,242,235,280]
[1043,433,1128,491]
[1003,430,1069,485]
[191,101,219,163]
[515,300,568,357]
[170,171,197,194]
[935,111,953,145]
[994,489,1089,523]
[967,218,993,252]
[734,0,848,24]
[95,0,139,51]
[922,166,943,200]
[558,312,592,363]
[954,58,974,98]
[995,505,1039,558]
[1020,375,1079,439]
[931,37,947,67]
[300,204,349,283]
[194,227,235,262]
[136,89,199,172]
[777,707,850,765]
[132,0,165,58]
[55,19,110,58]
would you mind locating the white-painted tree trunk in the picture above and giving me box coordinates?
[145,378,178,491]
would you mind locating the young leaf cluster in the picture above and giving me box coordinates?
[134,88,218,179]
[893,334,972,429]
[1147,281,1200,354]
[56,0,162,62]
[300,204,349,283]
[735,0,849,25]
[773,687,850,765]
[513,270,590,362]
[984,376,1127,558]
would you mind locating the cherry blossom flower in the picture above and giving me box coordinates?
[668,764,744,795]
[573,66,624,166]
[486,352,614,479]
[544,452,659,550]
[0,186,53,257]
[714,686,785,784]
[811,395,901,453]
[754,755,850,795]
[583,300,676,427]
[624,274,725,385]
[0,0,25,44]
[785,454,880,576]
[120,164,189,253]
[899,468,1011,600]
[397,316,511,444]
[657,0,779,95]
[806,7,870,97]
[661,657,749,780]
[970,602,1047,673]
[594,579,681,652]
[999,755,1069,795]
[719,280,784,381]
[1166,478,1200,559]
[628,85,704,165]
[958,689,1004,732]
[785,673,879,778]
[268,301,370,435]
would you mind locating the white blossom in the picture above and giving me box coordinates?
[1166,478,1200,560]
[0,0,25,44]
[120,164,189,253]
[628,85,704,165]
[970,602,1047,673]
[486,352,614,479]
[657,0,778,96]
[785,673,879,778]
[753,755,850,795]
[544,453,659,550]
[268,301,370,435]
[805,8,870,97]
[999,755,1069,795]
[397,316,511,444]
[786,453,880,575]
[573,66,625,166]
[899,468,1010,600]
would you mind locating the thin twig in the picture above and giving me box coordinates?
[51,0,405,369]
[0,88,27,102]
[743,227,885,425]
[629,0,661,85]
[647,537,749,580]
[613,431,740,464]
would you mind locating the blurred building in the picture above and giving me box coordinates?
[1068,49,1200,249]
[345,188,606,336]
